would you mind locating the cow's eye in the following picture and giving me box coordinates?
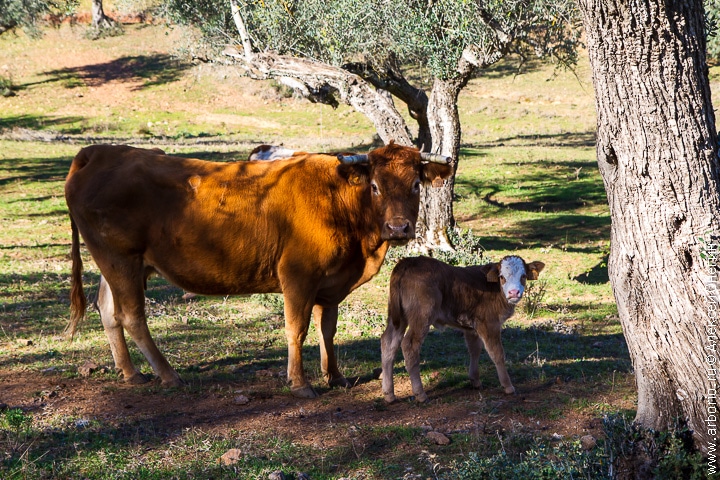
[412,179,421,194]
[370,181,380,196]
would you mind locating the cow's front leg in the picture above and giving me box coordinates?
[480,325,515,394]
[283,290,317,398]
[313,304,350,388]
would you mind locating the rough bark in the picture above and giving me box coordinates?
[578,0,720,451]
[91,0,117,30]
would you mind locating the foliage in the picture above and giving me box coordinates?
[602,412,708,479]
[162,0,581,80]
[0,0,78,37]
[445,438,608,479]
[707,0,720,62]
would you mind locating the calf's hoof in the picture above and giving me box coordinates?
[327,376,351,389]
[413,392,429,403]
[504,385,516,394]
[291,385,319,399]
[383,393,397,404]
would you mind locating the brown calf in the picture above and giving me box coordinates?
[381,255,545,403]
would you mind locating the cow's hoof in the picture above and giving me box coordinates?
[125,372,151,385]
[504,385,516,394]
[291,385,319,399]
[161,376,186,388]
[383,394,397,404]
[328,376,351,389]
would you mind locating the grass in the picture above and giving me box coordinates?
[0,21,658,480]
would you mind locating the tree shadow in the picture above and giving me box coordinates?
[573,254,610,284]
[0,114,87,134]
[0,155,73,187]
[40,54,192,91]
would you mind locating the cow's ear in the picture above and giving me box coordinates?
[337,163,371,186]
[421,163,453,188]
[526,261,545,280]
[486,263,500,283]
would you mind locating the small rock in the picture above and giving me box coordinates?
[580,434,597,450]
[16,338,33,346]
[426,431,451,445]
[78,361,99,377]
[268,471,286,480]
[233,394,250,405]
[296,473,311,480]
[41,366,58,374]
[551,432,564,440]
[75,419,90,429]
[219,448,243,465]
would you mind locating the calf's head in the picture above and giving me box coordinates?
[337,142,453,245]
[487,256,545,304]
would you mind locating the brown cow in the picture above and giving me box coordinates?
[380,255,545,403]
[65,143,453,398]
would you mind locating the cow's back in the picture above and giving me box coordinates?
[65,145,352,296]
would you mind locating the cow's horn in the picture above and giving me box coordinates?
[337,154,369,164]
[420,152,452,164]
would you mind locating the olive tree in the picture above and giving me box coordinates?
[578,0,720,453]
[164,0,580,248]
[0,0,76,36]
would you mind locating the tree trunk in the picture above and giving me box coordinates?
[91,0,117,30]
[579,0,720,451]
[415,78,464,250]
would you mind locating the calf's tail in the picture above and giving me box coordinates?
[65,214,87,340]
[387,269,405,329]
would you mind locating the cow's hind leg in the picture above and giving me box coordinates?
[380,316,406,403]
[313,304,350,389]
[463,330,484,389]
[96,275,149,384]
[401,321,430,403]
[99,259,184,387]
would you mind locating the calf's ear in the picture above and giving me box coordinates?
[526,261,545,280]
[337,163,371,186]
[421,163,453,188]
[486,263,500,282]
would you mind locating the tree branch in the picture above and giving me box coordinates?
[223,47,413,145]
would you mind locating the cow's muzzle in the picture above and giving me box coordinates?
[382,218,414,244]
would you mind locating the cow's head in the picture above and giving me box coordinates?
[486,256,545,304]
[337,142,454,245]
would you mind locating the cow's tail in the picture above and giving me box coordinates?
[65,214,87,341]
[387,266,405,329]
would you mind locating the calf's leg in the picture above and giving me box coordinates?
[313,304,350,388]
[479,324,515,394]
[401,322,430,402]
[380,317,406,403]
[463,330,484,388]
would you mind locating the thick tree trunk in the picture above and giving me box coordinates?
[579,0,720,451]
[91,0,117,30]
[416,78,463,250]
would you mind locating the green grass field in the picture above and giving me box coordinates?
[0,21,655,480]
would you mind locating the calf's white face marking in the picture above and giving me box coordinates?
[499,256,527,304]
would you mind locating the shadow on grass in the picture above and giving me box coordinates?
[0,155,73,187]
[0,114,86,134]
[39,54,192,91]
